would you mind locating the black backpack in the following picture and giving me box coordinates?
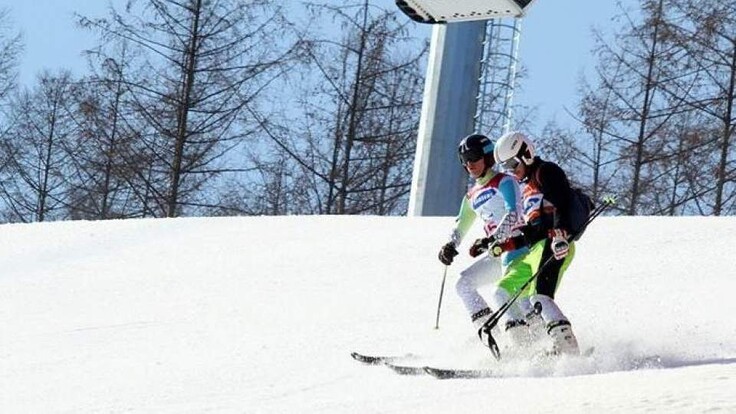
[568,188,595,240]
[533,165,594,241]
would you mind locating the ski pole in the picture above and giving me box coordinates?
[480,196,615,359]
[434,265,448,329]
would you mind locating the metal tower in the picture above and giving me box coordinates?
[407,18,523,216]
[475,18,522,139]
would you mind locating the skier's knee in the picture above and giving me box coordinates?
[455,273,473,296]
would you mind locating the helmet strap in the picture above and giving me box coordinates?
[518,142,534,165]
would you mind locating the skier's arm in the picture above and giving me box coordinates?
[491,175,521,242]
[537,163,573,233]
[521,163,574,245]
[439,196,476,265]
[449,196,476,247]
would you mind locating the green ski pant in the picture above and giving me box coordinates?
[498,239,576,299]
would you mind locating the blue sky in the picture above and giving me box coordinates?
[519,0,626,125]
[4,0,110,85]
[2,0,634,130]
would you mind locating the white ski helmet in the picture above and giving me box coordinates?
[493,131,535,171]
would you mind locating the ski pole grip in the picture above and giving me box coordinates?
[491,245,503,257]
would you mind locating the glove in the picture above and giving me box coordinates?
[438,242,459,265]
[469,237,493,258]
[488,229,526,257]
[489,238,516,257]
[548,229,569,260]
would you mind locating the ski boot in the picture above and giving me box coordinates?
[547,320,580,356]
[505,318,533,347]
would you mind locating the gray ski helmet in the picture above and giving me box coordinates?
[458,134,495,166]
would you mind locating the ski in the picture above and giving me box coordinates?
[423,366,496,379]
[350,351,415,365]
[382,363,493,378]
[384,363,427,376]
[382,364,494,379]
[419,348,592,379]
[353,348,661,379]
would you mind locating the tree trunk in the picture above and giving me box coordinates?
[336,0,370,214]
[713,42,736,215]
[628,0,664,215]
[167,0,202,218]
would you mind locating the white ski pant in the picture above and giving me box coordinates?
[455,256,529,326]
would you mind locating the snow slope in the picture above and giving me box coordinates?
[0,215,734,413]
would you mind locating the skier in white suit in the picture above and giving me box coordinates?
[437,134,533,348]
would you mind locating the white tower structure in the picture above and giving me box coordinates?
[407,22,486,217]
[408,17,524,216]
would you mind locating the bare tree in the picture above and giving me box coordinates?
[0,8,24,217]
[252,1,426,215]
[64,44,157,219]
[544,69,624,206]
[662,0,736,215]
[79,0,298,217]
[583,0,697,214]
[0,72,78,222]
[0,8,22,105]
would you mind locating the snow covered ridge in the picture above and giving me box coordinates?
[0,216,734,413]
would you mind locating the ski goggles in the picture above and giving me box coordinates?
[459,149,485,165]
[458,143,494,165]
[499,157,521,172]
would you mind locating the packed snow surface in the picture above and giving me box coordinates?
[0,215,734,413]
